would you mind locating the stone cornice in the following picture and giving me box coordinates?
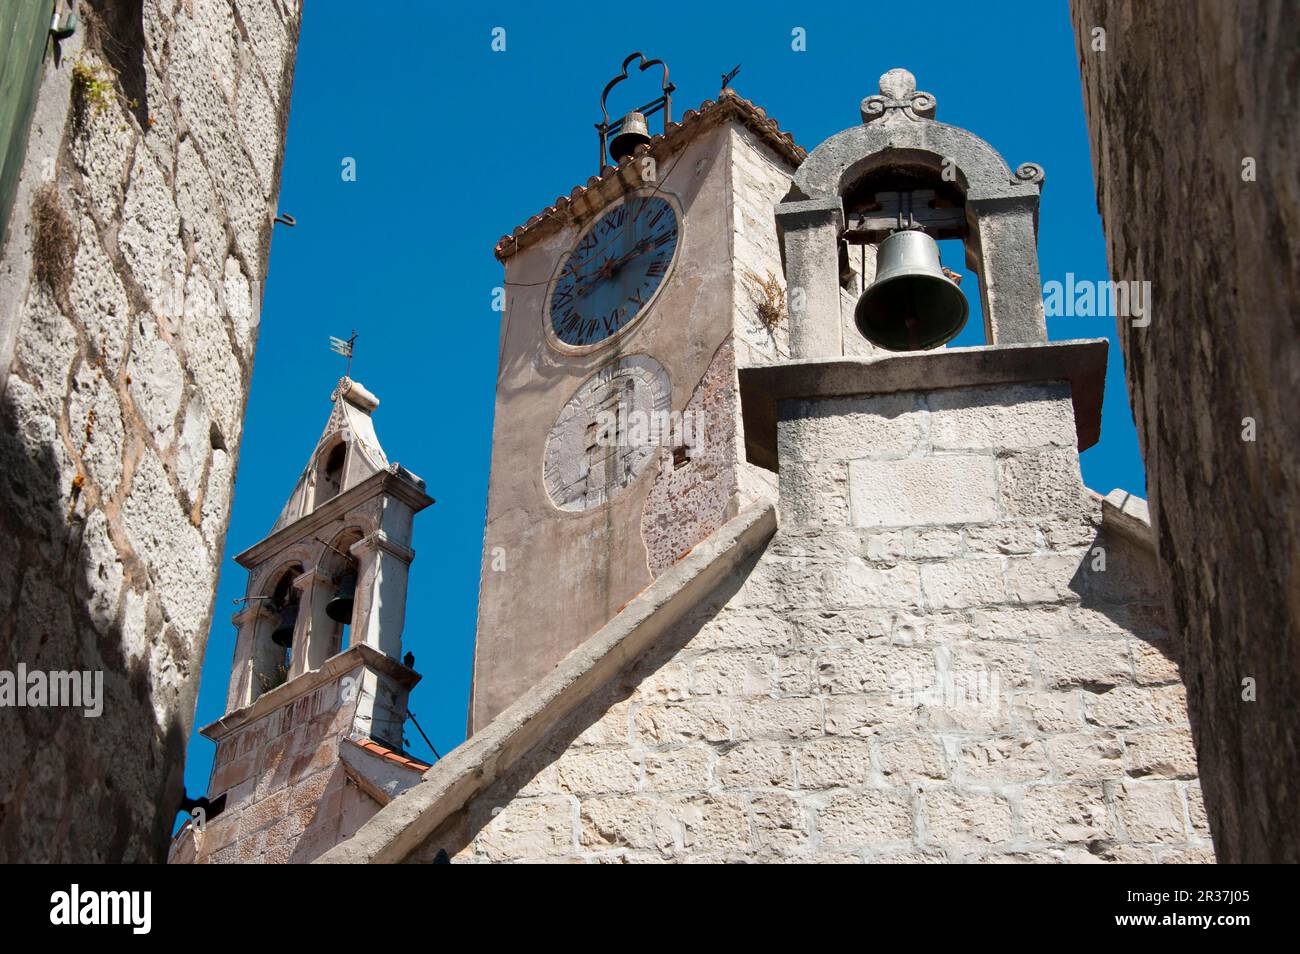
[235,469,433,569]
[199,643,420,742]
[232,601,277,627]
[351,529,415,563]
[738,339,1108,472]
[1093,487,1157,551]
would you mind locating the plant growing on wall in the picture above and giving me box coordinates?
[257,664,290,694]
[71,58,116,118]
[744,268,787,330]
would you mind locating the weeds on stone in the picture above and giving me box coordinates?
[745,268,787,330]
[258,664,290,694]
[32,183,77,300]
[72,59,116,114]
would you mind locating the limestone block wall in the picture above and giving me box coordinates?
[729,126,792,367]
[411,381,1211,863]
[640,126,794,571]
[172,659,381,865]
[1070,0,1300,862]
[0,1,300,861]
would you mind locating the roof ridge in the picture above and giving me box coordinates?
[494,90,805,262]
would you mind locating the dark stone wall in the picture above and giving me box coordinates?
[0,1,300,862]
[1071,0,1300,862]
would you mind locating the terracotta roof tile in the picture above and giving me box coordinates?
[494,89,805,262]
[349,737,432,772]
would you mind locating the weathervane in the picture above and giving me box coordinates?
[329,330,358,378]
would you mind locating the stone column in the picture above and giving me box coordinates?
[293,568,338,676]
[348,531,415,660]
[226,602,277,711]
[967,197,1047,344]
[776,197,845,358]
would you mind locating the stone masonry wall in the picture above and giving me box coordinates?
[729,126,792,368]
[0,0,300,861]
[728,125,788,507]
[409,382,1211,863]
[640,126,792,579]
[172,662,384,865]
[1071,0,1300,861]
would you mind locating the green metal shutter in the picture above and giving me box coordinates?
[0,0,57,248]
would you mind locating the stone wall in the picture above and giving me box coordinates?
[170,652,409,865]
[0,0,300,861]
[1071,0,1300,861]
[729,126,792,367]
[410,381,1211,863]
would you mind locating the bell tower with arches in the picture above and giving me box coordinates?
[225,377,432,706]
[170,377,435,864]
[775,67,1049,362]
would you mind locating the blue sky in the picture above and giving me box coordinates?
[182,1,1142,798]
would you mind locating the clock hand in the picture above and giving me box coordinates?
[570,235,663,297]
[604,238,655,276]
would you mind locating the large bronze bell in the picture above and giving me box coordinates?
[270,602,298,648]
[609,111,651,162]
[325,571,357,624]
[854,228,969,351]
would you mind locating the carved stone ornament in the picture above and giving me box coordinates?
[860,68,938,124]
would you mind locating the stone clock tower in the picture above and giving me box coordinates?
[469,58,806,730]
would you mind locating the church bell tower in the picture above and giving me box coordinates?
[170,377,434,864]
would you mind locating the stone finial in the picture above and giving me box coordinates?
[333,376,379,412]
[860,68,937,124]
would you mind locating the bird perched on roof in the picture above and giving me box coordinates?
[178,792,227,821]
[403,651,415,669]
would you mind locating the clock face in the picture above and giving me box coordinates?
[543,354,671,511]
[548,192,680,350]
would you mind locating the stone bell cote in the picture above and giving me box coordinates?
[223,378,433,713]
[776,67,1047,358]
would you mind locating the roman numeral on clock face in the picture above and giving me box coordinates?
[550,195,680,347]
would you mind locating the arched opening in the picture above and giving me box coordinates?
[312,441,347,510]
[252,563,302,700]
[839,160,978,353]
[314,528,364,660]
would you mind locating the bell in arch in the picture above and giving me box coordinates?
[271,602,298,649]
[326,571,358,624]
[854,227,969,351]
[609,111,651,162]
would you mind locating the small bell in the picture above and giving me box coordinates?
[609,111,651,162]
[325,571,357,624]
[854,228,969,351]
[271,603,298,649]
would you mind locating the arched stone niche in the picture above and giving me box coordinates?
[776,68,1047,356]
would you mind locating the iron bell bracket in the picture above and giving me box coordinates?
[595,52,675,172]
